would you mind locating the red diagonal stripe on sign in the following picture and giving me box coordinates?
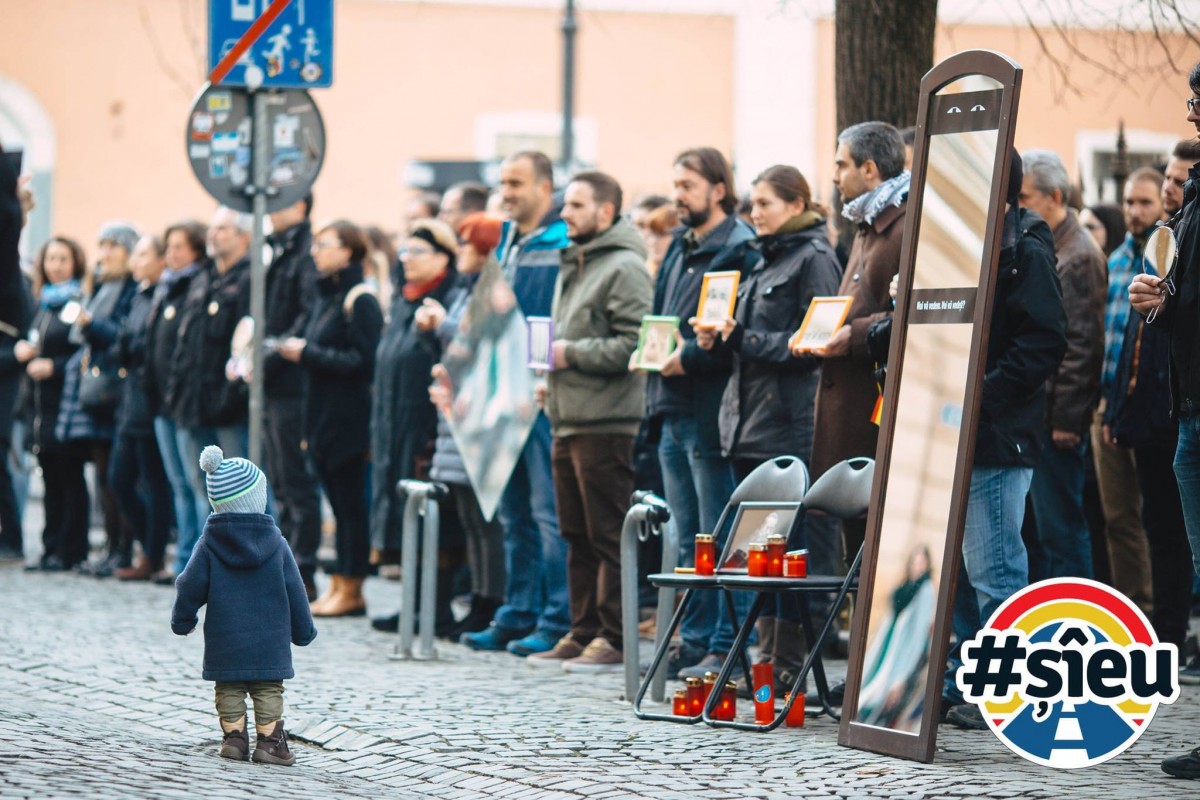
[209,0,295,85]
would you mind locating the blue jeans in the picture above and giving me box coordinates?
[494,413,570,636]
[175,424,248,572]
[1174,414,1200,581]
[657,414,740,653]
[154,416,201,573]
[1028,433,1092,580]
[943,466,1033,703]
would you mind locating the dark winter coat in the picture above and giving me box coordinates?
[299,262,383,469]
[370,272,457,552]
[0,276,31,441]
[263,221,315,399]
[171,512,317,681]
[113,281,158,438]
[25,289,84,456]
[143,264,203,418]
[169,257,251,429]
[716,219,843,461]
[0,150,30,334]
[55,274,137,443]
[810,202,906,480]
[974,207,1068,467]
[645,215,758,451]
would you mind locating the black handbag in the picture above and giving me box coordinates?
[77,347,125,415]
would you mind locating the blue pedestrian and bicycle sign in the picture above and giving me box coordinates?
[209,0,334,89]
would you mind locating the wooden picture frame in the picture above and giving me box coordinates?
[695,270,740,329]
[788,296,854,353]
[633,315,679,372]
[838,49,1024,764]
[527,316,554,371]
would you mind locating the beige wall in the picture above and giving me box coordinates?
[0,0,733,251]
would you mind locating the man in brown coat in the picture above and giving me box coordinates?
[1018,150,1107,580]
[799,121,909,568]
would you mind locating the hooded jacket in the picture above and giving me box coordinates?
[171,512,316,681]
[545,218,652,438]
[974,207,1068,467]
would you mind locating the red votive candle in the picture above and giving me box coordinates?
[686,677,704,716]
[694,534,715,576]
[702,671,719,712]
[716,682,738,721]
[784,549,809,578]
[766,534,787,577]
[752,662,775,724]
[673,688,689,716]
[783,691,806,727]
[747,543,769,577]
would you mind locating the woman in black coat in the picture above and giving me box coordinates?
[694,165,843,691]
[15,237,90,570]
[276,220,382,618]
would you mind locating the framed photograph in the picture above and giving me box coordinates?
[789,296,854,353]
[719,501,802,572]
[527,316,554,370]
[633,315,679,372]
[695,270,740,329]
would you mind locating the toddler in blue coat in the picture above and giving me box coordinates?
[172,446,317,765]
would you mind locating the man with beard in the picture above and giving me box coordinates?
[1163,138,1200,219]
[648,148,758,681]
[531,171,650,672]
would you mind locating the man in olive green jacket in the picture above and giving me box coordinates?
[531,171,652,673]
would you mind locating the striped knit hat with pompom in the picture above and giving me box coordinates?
[199,445,267,514]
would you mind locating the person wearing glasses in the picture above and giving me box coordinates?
[277,220,383,618]
[1129,62,1200,781]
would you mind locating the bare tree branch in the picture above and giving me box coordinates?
[138,2,195,100]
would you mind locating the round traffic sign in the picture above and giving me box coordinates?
[185,84,325,213]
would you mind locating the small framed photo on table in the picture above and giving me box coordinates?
[695,270,740,329]
[527,316,554,370]
[789,296,854,353]
[633,315,679,372]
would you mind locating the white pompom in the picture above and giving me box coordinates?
[199,446,224,474]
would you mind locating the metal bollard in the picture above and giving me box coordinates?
[390,479,448,661]
[620,491,677,703]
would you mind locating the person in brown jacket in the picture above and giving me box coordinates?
[1018,150,1108,580]
[798,121,908,569]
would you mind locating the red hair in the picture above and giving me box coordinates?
[457,212,504,257]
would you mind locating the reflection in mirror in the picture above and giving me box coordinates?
[439,259,539,520]
[852,100,1001,734]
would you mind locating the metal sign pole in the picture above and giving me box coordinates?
[247,87,268,466]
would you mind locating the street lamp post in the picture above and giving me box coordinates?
[561,0,577,171]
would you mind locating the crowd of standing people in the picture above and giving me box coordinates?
[2,64,1200,776]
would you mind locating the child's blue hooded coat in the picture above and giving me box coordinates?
[171,512,317,681]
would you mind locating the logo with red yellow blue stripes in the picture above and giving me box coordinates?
[955,578,1179,768]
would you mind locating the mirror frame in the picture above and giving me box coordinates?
[838,49,1023,763]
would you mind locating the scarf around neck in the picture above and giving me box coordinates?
[402,269,450,302]
[40,278,81,310]
[159,261,201,289]
[842,171,911,227]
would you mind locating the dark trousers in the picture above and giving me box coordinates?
[316,454,370,578]
[452,483,506,600]
[38,449,89,567]
[88,442,124,560]
[264,396,322,578]
[1135,441,1193,650]
[552,433,634,651]
[109,433,172,564]
[0,435,20,551]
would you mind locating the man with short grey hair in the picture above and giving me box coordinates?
[1018,149,1107,580]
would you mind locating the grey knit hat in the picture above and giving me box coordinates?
[97,220,140,254]
[199,446,268,514]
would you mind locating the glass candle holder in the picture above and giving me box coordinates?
[765,534,787,577]
[752,662,775,724]
[686,676,704,716]
[784,549,809,578]
[747,543,769,577]
[783,691,806,727]
[716,681,738,721]
[694,533,715,576]
[673,688,689,716]
[702,671,719,712]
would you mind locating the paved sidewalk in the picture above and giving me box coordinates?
[1,563,1198,799]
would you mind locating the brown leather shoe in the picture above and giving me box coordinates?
[218,727,249,761]
[116,557,160,582]
[312,575,366,618]
[252,721,295,766]
[309,574,342,615]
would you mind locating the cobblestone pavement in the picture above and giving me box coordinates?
[2,562,1199,799]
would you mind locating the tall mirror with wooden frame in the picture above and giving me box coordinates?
[838,50,1023,763]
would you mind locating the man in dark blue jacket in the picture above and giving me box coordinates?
[650,148,759,680]
[943,155,1067,728]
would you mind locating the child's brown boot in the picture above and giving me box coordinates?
[218,726,249,761]
[252,721,296,766]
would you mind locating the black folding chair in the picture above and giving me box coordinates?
[633,455,810,723]
[702,457,875,731]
